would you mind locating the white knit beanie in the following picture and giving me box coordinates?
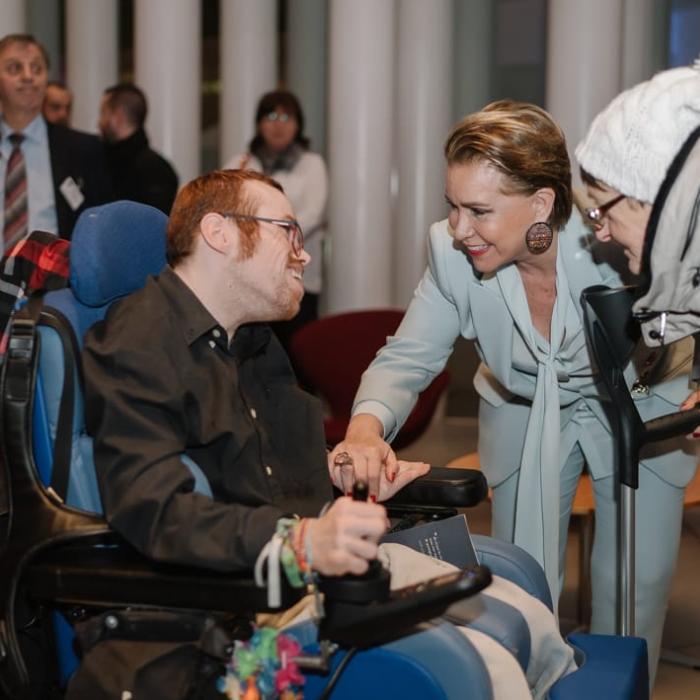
[575,62,700,203]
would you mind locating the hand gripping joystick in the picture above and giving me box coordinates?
[319,455,390,603]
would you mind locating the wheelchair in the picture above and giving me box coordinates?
[0,201,649,699]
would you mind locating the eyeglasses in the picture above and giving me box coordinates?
[584,193,626,230]
[264,111,292,123]
[222,213,304,256]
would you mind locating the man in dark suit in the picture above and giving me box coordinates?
[0,34,113,247]
[98,83,179,214]
[46,119,115,239]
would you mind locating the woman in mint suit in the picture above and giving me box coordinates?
[333,100,697,684]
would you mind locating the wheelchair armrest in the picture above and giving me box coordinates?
[24,533,493,651]
[333,467,487,508]
[23,536,303,614]
[387,466,487,507]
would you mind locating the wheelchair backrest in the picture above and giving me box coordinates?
[32,201,169,510]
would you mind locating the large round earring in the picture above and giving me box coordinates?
[525,221,553,254]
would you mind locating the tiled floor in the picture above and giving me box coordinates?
[397,413,700,699]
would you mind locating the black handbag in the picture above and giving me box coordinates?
[66,609,247,700]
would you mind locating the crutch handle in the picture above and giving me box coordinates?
[644,404,700,443]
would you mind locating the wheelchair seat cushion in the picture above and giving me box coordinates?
[288,618,493,700]
[472,534,552,610]
[378,543,577,697]
[446,593,531,671]
[550,634,649,700]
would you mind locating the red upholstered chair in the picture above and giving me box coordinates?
[288,309,450,450]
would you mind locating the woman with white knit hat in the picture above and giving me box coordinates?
[576,63,700,275]
[576,62,700,683]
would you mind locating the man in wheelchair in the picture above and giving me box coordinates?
[84,169,405,579]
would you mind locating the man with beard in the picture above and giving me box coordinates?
[83,168,406,576]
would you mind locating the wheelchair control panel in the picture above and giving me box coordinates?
[317,480,493,648]
[320,564,492,648]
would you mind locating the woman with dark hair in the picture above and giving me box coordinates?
[225,90,328,347]
[332,100,696,685]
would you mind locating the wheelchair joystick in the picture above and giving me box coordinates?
[352,480,369,502]
[317,470,391,604]
[351,478,385,582]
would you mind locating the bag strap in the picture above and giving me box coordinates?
[51,313,76,501]
[74,610,234,659]
[12,295,76,501]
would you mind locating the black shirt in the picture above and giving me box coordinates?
[104,128,179,214]
[83,266,331,571]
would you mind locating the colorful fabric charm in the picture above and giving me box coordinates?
[255,517,315,607]
[217,626,304,700]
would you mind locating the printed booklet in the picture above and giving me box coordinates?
[381,514,479,569]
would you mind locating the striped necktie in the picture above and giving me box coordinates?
[3,133,28,252]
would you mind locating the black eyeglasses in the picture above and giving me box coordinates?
[584,193,626,230]
[222,213,304,256]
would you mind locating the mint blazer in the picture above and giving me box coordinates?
[354,212,697,600]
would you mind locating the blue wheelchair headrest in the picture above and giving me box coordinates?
[69,201,168,307]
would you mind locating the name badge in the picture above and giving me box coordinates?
[59,176,85,211]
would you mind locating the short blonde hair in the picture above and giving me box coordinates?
[444,100,572,231]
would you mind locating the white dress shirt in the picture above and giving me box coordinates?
[0,115,58,242]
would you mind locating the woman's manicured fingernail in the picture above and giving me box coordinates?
[370,495,377,503]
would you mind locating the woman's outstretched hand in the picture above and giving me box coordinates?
[328,413,428,501]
